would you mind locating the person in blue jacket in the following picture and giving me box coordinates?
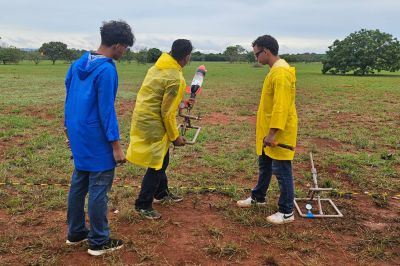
[64,20,134,256]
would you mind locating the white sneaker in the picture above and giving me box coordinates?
[87,239,123,256]
[236,197,266,208]
[267,212,294,224]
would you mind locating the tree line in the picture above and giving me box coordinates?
[0,40,324,65]
[2,29,400,75]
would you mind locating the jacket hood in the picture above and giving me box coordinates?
[76,52,114,80]
[271,59,296,82]
[155,53,182,71]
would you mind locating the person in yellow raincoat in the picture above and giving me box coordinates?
[237,35,298,225]
[126,39,193,220]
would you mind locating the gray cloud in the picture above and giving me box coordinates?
[1,0,399,53]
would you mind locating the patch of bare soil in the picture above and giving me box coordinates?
[295,137,343,155]
[332,112,400,140]
[354,194,400,220]
[0,140,7,159]
[294,142,306,154]
[204,142,220,154]
[317,120,330,129]
[201,112,256,126]
[0,134,32,162]
[234,115,256,125]
[116,100,135,117]
[310,137,343,150]
[19,104,60,120]
[0,191,399,265]
[202,113,231,125]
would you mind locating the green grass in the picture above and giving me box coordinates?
[1,59,399,202]
[0,60,399,264]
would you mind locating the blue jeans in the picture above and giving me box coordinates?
[67,168,114,247]
[251,153,294,214]
[135,150,170,210]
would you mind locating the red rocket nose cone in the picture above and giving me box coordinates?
[198,65,207,72]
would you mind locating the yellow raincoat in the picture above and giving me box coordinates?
[256,59,297,160]
[126,53,185,169]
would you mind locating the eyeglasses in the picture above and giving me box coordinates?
[116,44,129,51]
[254,49,265,58]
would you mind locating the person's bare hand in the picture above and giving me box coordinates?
[185,98,195,107]
[181,98,196,109]
[263,129,279,148]
[111,141,127,166]
[114,149,126,166]
[66,139,71,149]
[263,135,274,148]
[173,136,186,146]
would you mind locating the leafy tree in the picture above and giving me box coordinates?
[191,51,205,61]
[224,45,246,63]
[322,29,400,75]
[0,47,23,64]
[224,46,239,63]
[246,51,256,63]
[204,53,225,61]
[122,48,135,64]
[39,41,68,65]
[224,46,233,62]
[64,48,83,63]
[27,51,44,65]
[136,48,148,64]
[147,48,162,63]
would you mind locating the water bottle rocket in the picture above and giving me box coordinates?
[178,65,207,144]
[189,65,207,99]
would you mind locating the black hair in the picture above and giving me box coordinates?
[170,39,193,61]
[252,35,279,56]
[100,20,135,47]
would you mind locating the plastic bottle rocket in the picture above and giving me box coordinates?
[190,65,207,98]
[305,204,315,218]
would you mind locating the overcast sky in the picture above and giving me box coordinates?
[1,0,399,54]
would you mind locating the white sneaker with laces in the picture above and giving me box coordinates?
[267,212,294,224]
[236,197,266,208]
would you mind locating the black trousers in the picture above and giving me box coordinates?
[135,150,170,210]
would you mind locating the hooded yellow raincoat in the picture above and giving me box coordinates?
[126,53,185,169]
[256,59,297,160]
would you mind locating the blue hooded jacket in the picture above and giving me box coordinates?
[64,52,119,171]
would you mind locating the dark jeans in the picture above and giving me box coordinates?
[135,150,170,210]
[67,168,114,247]
[251,153,294,214]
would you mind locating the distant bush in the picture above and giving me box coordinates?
[0,47,23,64]
[26,51,44,65]
[281,53,325,63]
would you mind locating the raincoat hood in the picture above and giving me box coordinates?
[271,59,296,83]
[155,53,182,71]
[76,52,114,80]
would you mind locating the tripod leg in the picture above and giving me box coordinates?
[317,195,323,215]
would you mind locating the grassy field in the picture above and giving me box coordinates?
[0,60,399,265]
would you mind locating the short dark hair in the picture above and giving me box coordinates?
[252,35,279,56]
[100,20,135,47]
[170,39,193,61]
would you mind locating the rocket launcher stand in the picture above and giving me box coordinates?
[178,65,206,145]
[294,152,343,218]
[178,108,201,145]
